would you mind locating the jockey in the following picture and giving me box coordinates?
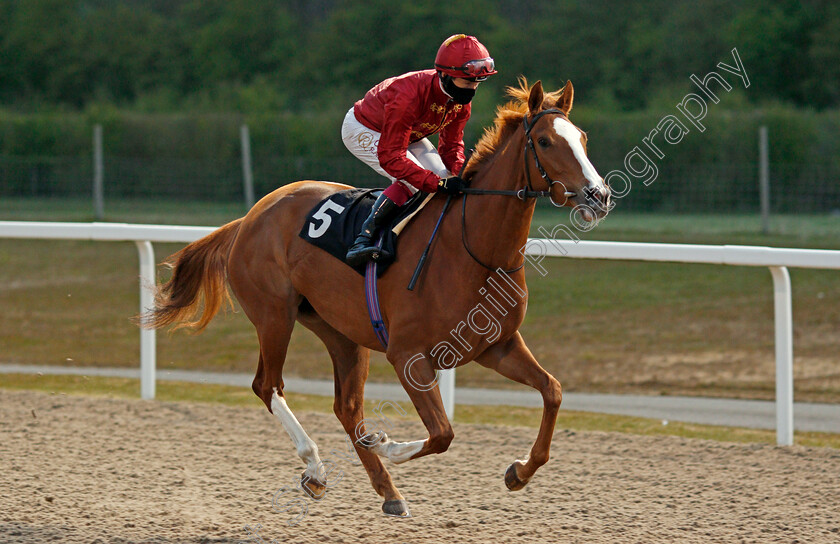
[342,34,497,266]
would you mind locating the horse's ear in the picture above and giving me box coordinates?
[557,80,574,115]
[528,80,544,114]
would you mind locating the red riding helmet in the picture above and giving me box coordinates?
[434,34,497,81]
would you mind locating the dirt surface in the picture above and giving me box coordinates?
[2,389,839,544]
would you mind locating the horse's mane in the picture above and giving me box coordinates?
[463,77,564,180]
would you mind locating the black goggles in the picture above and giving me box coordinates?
[435,57,495,81]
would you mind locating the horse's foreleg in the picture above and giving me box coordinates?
[334,360,412,517]
[297,312,409,517]
[476,332,562,491]
[373,350,453,462]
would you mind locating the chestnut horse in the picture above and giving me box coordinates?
[145,79,610,517]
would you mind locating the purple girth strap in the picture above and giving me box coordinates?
[364,233,389,349]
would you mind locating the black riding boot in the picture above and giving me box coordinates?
[345,193,399,266]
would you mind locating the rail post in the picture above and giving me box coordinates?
[759,126,770,235]
[93,125,104,220]
[769,266,793,445]
[241,125,255,210]
[135,241,156,400]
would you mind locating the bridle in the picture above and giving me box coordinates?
[461,108,577,202]
[460,108,576,273]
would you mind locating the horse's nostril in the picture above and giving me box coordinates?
[582,184,611,214]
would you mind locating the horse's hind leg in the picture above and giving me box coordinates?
[297,311,410,517]
[246,294,328,500]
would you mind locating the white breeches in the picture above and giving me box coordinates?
[340,107,449,194]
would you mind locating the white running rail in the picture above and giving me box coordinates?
[2,220,839,446]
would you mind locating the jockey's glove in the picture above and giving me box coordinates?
[437,175,465,194]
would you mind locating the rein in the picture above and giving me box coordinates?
[460,187,550,199]
[460,108,573,273]
[460,194,524,273]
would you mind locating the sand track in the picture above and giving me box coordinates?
[1,389,839,543]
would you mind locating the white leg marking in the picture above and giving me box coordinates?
[271,389,324,480]
[366,432,425,464]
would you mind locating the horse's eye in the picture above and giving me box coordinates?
[538,137,550,148]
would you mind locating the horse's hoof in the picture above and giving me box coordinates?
[382,499,411,517]
[300,471,327,501]
[504,461,529,491]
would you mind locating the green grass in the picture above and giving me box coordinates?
[531,207,840,248]
[3,373,838,449]
[1,199,839,402]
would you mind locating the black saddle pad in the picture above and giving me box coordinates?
[299,188,427,276]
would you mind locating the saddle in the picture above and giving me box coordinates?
[299,188,430,276]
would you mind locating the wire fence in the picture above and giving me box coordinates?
[1,154,839,215]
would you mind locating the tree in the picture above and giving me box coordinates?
[76,4,181,103]
[179,0,298,88]
[805,3,840,108]
[300,0,509,105]
[2,0,84,104]
[725,1,813,106]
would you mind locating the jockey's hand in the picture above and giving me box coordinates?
[437,175,464,194]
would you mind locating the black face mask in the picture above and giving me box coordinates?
[440,74,476,105]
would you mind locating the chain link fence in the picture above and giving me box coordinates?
[2,154,838,216]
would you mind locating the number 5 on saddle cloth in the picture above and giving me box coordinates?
[299,188,429,277]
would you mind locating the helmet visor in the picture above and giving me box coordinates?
[435,57,495,80]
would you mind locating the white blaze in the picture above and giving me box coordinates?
[553,117,606,195]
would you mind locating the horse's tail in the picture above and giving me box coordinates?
[140,218,243,332]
